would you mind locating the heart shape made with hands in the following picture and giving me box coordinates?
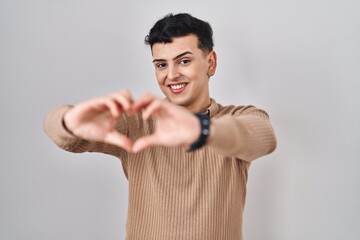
[65,92,200,153]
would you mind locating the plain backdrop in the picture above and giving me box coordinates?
[1,0,359,239]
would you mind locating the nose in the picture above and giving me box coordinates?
[167,65,180,81]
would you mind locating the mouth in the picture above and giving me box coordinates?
[168,83,188,94]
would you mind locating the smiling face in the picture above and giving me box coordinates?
[151,34,217,112]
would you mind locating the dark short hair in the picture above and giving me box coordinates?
[145,13,214,53]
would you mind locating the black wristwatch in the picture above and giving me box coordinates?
[187,113,211,152]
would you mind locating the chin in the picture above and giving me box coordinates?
[166,95,189,107]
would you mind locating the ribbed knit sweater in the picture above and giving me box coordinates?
[44,98,276,240]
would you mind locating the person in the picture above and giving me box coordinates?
[44,13,276,240]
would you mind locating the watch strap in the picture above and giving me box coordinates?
[187,113,211,152]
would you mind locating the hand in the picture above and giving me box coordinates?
[63,90,134,152]
[131,93,200,153]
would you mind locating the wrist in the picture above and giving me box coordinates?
[62,111,75,135]
[187,113,211,152]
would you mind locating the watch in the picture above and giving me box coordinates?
[187,113,211,152]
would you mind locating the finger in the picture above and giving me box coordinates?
[82,97,121,118]
[119,89,132,99]
[100,90,134,118]
[132,135,160,153]
[110,90,133,111]
[104,131,133,152]
[132,92,158,112]
[142,98,166,120]
[100,97,123,118]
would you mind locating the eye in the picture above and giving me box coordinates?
[179,59,191,65]
[156,62,167,69]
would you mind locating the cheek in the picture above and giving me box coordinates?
[155,71,165,84]
[187,63,208,80]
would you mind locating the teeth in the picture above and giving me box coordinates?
[170,84,186,90]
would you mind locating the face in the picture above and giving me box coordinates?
[151,34,217,112]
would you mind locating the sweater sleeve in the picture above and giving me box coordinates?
[43,105,129,173]
[207,106,277,162]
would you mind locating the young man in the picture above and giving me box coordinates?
[44,13,276,240]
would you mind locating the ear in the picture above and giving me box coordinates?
[207,51,217,77]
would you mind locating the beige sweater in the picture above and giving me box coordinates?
[44,98,276,240]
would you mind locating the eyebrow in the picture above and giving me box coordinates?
[152,51,193,63]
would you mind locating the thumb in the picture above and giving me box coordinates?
[104,131,133,152]
[132,135,160,153]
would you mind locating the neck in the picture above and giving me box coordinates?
[186,97,211,113]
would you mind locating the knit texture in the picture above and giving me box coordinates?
[44,99,276,240]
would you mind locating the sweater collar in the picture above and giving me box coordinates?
[205,98,219,118]
[163,97,219,118]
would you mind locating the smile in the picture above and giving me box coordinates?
[168,83,188,94]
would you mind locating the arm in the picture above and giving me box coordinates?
[44,104,87,153]
[43,105,129,157]
[208,106,277,162]
[130,94,276,162]
[43,90,134,155]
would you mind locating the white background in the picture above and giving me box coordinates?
[1,0,359,239]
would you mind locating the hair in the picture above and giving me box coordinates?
[145,13,214,53]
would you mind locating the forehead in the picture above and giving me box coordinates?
[152,35,201,59]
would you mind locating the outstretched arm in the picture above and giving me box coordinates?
[44,90,134,152]
[131,93,276,162]
[208,107,277,161]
